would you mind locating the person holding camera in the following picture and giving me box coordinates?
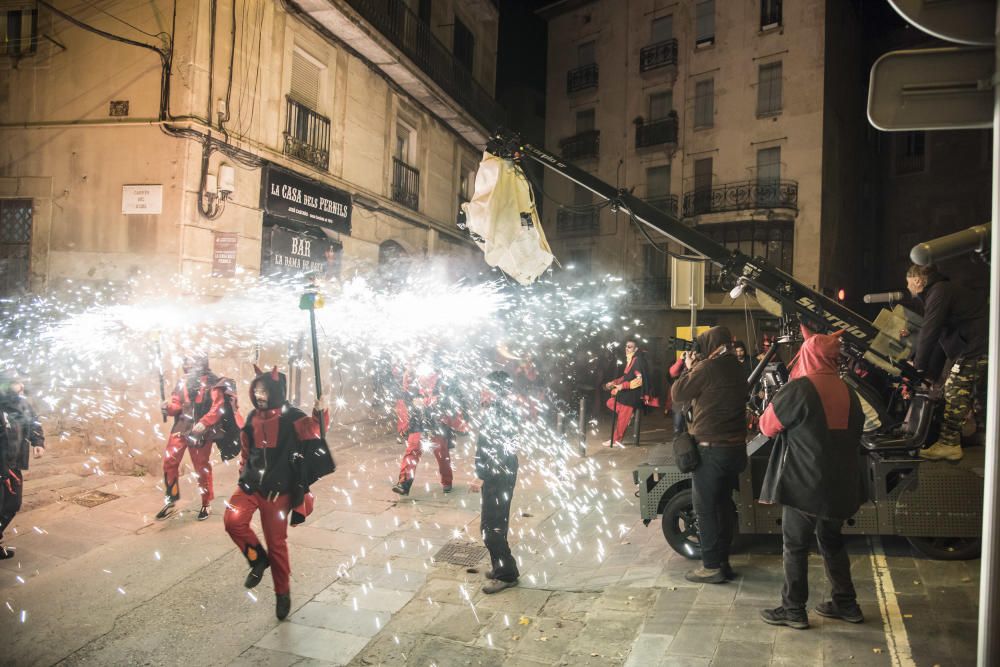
[670,327,748,584]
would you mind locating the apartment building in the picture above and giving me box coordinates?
[539,0,870,364]
[0,0,499,295]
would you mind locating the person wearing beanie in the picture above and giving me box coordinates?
[670,326,748,584]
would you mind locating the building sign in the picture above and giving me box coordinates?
[260,165,351,234]
[121,185,163,215]
[264,224,342,279]
[212,232,238,277]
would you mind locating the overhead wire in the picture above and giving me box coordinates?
[72,0,169,41]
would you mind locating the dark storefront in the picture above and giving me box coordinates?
[260,164,352,279]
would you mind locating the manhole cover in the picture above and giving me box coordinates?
[432,540,488,567]
[70,490,119,508]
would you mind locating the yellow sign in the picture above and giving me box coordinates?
[675,326,710,360]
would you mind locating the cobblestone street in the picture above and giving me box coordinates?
[0,414,980,666]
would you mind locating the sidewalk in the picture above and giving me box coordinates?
[0,414,979,666]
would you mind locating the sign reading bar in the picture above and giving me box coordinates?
[122,184,163,215]
[212,232,238,277]
[264,224,341,278]
[261,164,351,234]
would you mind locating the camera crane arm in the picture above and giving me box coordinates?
[485,131,921,385]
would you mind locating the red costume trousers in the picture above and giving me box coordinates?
[224,488,292,594]
[162,433,214,505]
[606,398,634,444]
[398,433,453,486]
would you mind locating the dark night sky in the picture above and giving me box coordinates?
[496,0,549,96]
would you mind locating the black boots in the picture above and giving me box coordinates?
[244,546,270,589]
[276,593,291,620]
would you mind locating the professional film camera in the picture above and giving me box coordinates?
[482,130,985,561]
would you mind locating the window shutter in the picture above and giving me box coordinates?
[290,51,320,109]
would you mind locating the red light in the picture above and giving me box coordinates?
[837,289,846,301]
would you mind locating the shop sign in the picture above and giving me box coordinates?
[261,164,351,234]
[266,225,341,278]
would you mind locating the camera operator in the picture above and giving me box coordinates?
[906,263,988,461]
[670,327,748,584]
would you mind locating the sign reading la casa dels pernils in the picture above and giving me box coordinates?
[260,164,351,235]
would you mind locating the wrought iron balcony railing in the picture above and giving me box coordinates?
[630,277,671,305]
[639,39,678,73]
[283,97,331,171]
[344,0,504,131]
[683,180,798,216]
[558,130,600,160]
[392,157,420,211]
[567,63,599,93]
[635,115,678,149]
[556,207,600,236]
[644,195,679,217]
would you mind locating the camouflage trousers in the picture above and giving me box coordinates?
[939,355,988,447]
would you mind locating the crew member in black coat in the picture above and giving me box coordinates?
[223,366,335,620]
[757,329,866,630]
[472,371,520,594]
[0,372,45,559]
[906,264,988,461]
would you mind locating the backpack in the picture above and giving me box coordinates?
[202,379,242,461]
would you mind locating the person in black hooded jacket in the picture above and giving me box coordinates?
[223,365,335,620]
[0,372,44,559]
[671,326,748,584]
[906,264,988,461]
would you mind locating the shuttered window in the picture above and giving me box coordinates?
[290,50,320,110]
[757,62,782,115]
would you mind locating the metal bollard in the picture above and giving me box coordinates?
[578,396,587,457]
[632,406,642,447]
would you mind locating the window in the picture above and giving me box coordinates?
[649,91,673,120]
[566,247,592,273]
[647,166,671,198]
[692,158,713,214]
[578,40,595,66]
[395,123,414,163]
[453,17,474,73]
[1,5,37,57]
[757,147,781,205]
[702,221,793,288]
[418,0,432,24]
[576,108,595,133]
[761,0,782,29]
[290,50,321,110]
[651,15,673,43]
[0,199,32,295]
[757,62,782,115]
[896,132,926,175]
[695,0,714,46]
[694,79,714,128]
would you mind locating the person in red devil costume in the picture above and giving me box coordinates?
[391,364,464,496]
[602,339,650,447]
[224,366,335,620]
[157,356,236,521]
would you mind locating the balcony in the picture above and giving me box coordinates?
[635,115,678,149]
[567,63,599,93]
[283,97,331,171]
[683,180,799,217]
[630,277,671,305]
[392,157,420,211]
[644,195,679,217]
[639,39,678,73]
[342,0,504,133]
[559,130,600,160]
[556,207,600,236]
